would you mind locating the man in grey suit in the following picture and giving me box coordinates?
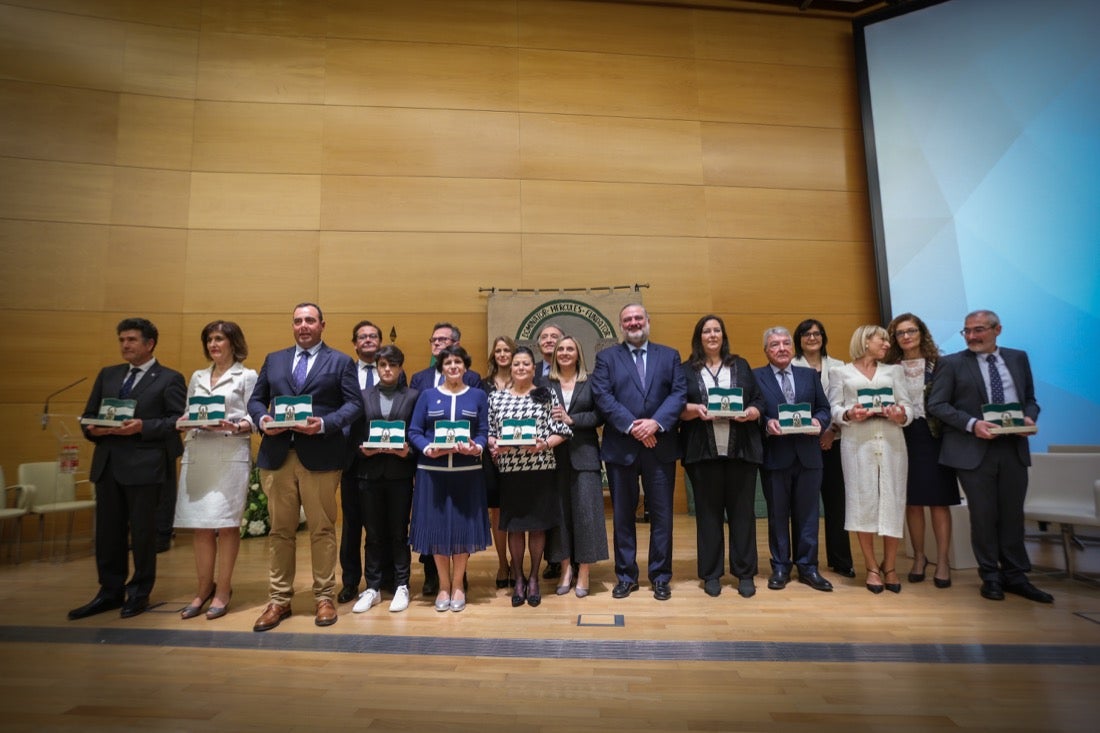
[70,317,186,620]
[927,309,1051,603]
[248,303,363,631]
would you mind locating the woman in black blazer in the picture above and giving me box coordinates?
[679,315,765,599]
[547,336,609,597]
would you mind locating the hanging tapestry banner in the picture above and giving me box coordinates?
[486,290,641,361]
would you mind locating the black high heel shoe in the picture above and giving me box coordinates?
[865,568,884,594]
[933,568,952,588]
[511,577,527,607]
[180,584,216,620]
[907,555,928,583]
[883,568,902,593]
[526,575,542,607]
[495,566,511,589]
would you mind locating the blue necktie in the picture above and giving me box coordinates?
[633,348,645,384]
[363,363,375,388]
[119,367,140,398]
[293,351,309,390]
[987,354,1004,403]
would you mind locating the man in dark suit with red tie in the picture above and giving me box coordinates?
[928,309,1051,603]
[591,303,687,601]
[69,317,186,620]
[248,303,363,631]
[753,327,833,593]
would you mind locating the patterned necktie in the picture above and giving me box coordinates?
[293,351,309,390]
[987,354,1004,402]
[363,363,375,388]
[633,348,645,384]
[780,369,795,403]
[119,367,140,398]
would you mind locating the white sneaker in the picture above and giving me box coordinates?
[352,588,380,613]
[389,585,410,613]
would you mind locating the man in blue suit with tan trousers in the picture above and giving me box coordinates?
[248,303,363,631]
[927,309,1051,604]
[591,303,686,601]
[753,326,834,593]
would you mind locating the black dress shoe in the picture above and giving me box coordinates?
[611,581,639,599]
[980,580,1005,601]
[337,586,358,604]
[737,577,756,598]
[422,576,439,597]
[156,536,172,553]
[703,578,721,597]
[1005,581,1054,604]
[767,571,789,590]
[120,596,150,618]
[542,562,562,580]
[68,593,123,620]
[831,566,857,578]
[797,568,834,592]
[653,581,672,601]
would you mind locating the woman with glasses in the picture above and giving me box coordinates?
[792,319,855,578]
[885,313,959,588]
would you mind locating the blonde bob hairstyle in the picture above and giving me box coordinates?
[549,335,589,382]
[848,324,889,361]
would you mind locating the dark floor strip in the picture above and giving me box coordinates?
[2,625,1098,665]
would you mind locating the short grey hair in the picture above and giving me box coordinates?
[762,326,791,348]
[965,309,1000,329]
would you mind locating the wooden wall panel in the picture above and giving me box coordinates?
[522,181,708,237]
[327,0,519,46]
[517,49,698,119]
[196,32,326,104]
[0,221,110,311]
[518,0,695,58]
[110,167,191,228]
[182,230,321,314]
[321,177,521,233]
[121,23,198,98]
[322,107,520,178]
[693,8,854,68]
[324,40,518,110]
[193,101,323,174]
[115,94,195,170]
[188,172,321,230]
[200,0,328,37]
[697,59,858,129]
[0,158,114,224]
[702,121,864,192]
[705,187,869,242]
[0,81,118,165]
[520,114,704,185]
[102,227,187,312]
[319,232,523,314]
[0,5,124,89]
[8,0,202,28]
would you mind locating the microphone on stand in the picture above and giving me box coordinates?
[42,377,87,430]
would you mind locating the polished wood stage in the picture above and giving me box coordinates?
[1,516,1098,732]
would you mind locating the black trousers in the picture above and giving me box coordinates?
[957,439,1031,584]
[686,458,759,581]
[819,444,853,570]
[95,472,158,600]
[339,467,368,589]
[359,476,413,590]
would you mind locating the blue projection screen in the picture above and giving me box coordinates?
[855,0,1100,451]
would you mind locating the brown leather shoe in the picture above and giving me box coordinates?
[252,603,291,632]
[315,598,337,627]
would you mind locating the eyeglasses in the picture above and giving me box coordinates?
[429,336,454,344]
[894,328,920,338]
[802,331,822,339]
[355,333,380,341]
[960,326,992,336]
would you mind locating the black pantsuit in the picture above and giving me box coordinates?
[686,459,758,580]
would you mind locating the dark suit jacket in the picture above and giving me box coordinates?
[753,363,830,471]
[927,347,1038,470]
[679,358,765,465]
[591,341,687,465]
[248,343,363,472]
[409,366,481,393]
[81,361,186,485]
[356,385,419,481]
[549,378,604,471]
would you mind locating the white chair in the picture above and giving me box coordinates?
[18,461,97,561]
[0,466,30,563]
[1024,453,1100,582]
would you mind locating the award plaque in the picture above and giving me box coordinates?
[706,387,745,418]
[178,395,226,427]
[272,395,313,427]
[363,419,407,450]
[80,398,137,427]
[778,402,818,434]
[857,387,894,414]
[433,419,471,446]
[984,402,1038,435]
[498,418,538,446]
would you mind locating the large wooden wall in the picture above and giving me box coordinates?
[0,0,877,517]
